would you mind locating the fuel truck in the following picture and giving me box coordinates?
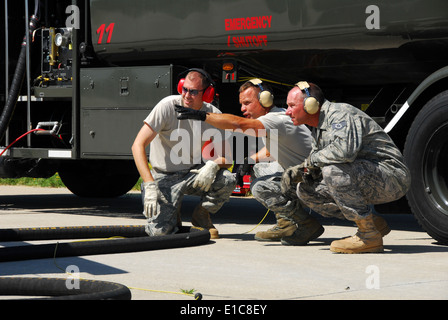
[1,0,448,244]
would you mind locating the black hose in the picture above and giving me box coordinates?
[0,225,148,241]
[0,226,210,262]
[0,5,40,141]
[0,225,210,299]
[0,277,132,300]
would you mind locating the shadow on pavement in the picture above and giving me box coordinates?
[0,192,427,233]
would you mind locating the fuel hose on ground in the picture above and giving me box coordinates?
[0,225,210,262]
[0,277,132,300]
[0,226,210,299]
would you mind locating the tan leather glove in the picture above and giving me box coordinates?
[190,160,220,192]
[142,181,160,219]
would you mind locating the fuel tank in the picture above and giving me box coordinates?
[90,0,448,59]
[89,0,448,85]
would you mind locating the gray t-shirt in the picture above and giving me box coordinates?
[258,106,312,169]
[144,95,225,172]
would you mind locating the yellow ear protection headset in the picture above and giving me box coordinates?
[249,78,274,108]
[296,81,320,115]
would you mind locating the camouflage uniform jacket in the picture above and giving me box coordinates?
[308,100,409,175]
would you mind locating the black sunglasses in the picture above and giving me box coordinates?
[182,86,204,97]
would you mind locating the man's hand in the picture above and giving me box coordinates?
[301,156,322,185]
[190,160,220,192]
[142,181,160,219]
[281,156,322,194]
[175,105,207,121]
[280,163,305,194]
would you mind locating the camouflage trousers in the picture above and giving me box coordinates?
[297,160,411,221]
[251,162,309,222]
[142,166,236,236]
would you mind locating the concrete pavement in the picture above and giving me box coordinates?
[0,185,447,301]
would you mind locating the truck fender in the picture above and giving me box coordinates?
[384,65,448,133]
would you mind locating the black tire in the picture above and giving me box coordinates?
[0,277,131,300]
[404,90,448,245]
[58,159,139,198]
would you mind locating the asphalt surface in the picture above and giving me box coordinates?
[0,185,447,303]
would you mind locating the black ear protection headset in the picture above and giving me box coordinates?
[295,81,320,114]
[177,68,216,103]
[249,78,274,108]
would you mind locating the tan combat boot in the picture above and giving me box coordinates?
[191,206,219,239]
[281,215,324,246]
[254,215,297,241]
[373,214,391,237]
[330,214,383,253]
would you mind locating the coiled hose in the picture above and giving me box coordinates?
[0,225,210,300]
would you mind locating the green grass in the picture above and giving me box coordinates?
[0,173,143,190]
[0,173,66,188]
[0,162,236,192]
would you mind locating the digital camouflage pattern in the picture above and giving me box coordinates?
[142,166,236,236]
[298,101,411,221]
[251,162,309,223]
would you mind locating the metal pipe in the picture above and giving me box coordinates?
[0,1,39,142]
[4,0,9,145]
[25,0,31,146]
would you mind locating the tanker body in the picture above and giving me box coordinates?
[1,0,448,243]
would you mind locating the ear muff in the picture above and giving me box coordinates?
[201,86,215,104]
[249,78,274,108]
[296,81,320,115]
[177,68,216,103]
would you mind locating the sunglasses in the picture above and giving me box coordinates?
[182,86,204,97]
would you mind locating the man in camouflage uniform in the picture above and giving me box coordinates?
[132,69,235,239]
[282,82,411,253]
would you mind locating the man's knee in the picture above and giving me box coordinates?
[321,164,352,189]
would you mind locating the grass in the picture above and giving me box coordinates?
[0,173,143,190]
[0,163,239,193]
[0,173,66,188]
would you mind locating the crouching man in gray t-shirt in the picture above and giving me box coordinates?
[132,69,235,239]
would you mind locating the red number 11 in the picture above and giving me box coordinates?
[97,23,115,44]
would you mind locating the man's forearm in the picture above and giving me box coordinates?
[206,113,264,134]
[132,146,154,182]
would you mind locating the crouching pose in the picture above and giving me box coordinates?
[132,69,235,239]
[282,81,411,253]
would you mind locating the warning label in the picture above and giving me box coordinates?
[225,15,272,48]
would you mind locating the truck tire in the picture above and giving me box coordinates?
[404,90,448,244]
[58,160,139,198]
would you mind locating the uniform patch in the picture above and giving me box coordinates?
[332,121,347,130]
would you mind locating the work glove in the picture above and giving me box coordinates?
[280,163,305,194]
[175,105,207,121]
[191,160,220,192]
[141,181,160,219]
[301,155,322,185]
[303,166,322,185]
[281,157,322,194]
